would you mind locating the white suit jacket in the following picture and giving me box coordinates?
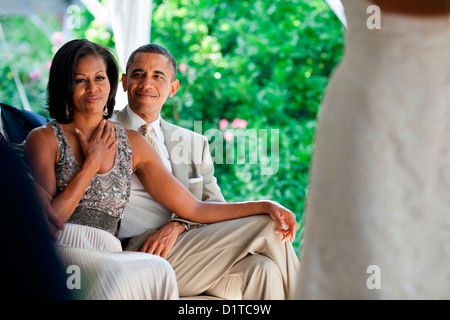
[113,107,225,238]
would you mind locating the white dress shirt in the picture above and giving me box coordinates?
[126,105,172,172]
[118,105,173,239]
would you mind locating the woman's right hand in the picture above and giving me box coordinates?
[265,201,298,243]
[75,120,117,173]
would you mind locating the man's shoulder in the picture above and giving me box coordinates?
[1,103,49,125]
[112,107,127,123]
[161,118,206,141]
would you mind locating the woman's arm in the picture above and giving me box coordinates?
[24,121,116,225]
[371,0,448,16]
[129,130,297,242]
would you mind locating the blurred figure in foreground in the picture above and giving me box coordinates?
[0,143,71,299]
[298,0,450,299]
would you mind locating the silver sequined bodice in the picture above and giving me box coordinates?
[50,121,133,234]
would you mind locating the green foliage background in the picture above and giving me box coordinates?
[0,0,344,253]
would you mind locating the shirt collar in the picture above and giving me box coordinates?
[126,105,164,141]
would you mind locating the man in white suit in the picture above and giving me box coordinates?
[114,45,225,251]
[114,44,300,299]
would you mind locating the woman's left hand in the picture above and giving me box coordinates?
[266,201,298,243]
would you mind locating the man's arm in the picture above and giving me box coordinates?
[169,134,225,229]
[141,132,225,257]
[199,135,225,202]
[8,142,64,240]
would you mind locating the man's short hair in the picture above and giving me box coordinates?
[125,44,177,80]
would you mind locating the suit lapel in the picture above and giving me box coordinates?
[115,110,190,188]
[161,118,189,188]
[113,106,132,129]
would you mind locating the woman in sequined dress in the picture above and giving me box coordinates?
[24,39,297,299]
[24,40,178,300]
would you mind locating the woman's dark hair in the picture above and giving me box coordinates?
[47,39,119,123]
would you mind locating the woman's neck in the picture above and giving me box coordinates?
[67,113,105,140]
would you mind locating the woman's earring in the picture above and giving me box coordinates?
[66,104,70,119]
[103,105,109,117]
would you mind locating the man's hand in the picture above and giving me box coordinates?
[33,181,64,241]
[139,221,186,258]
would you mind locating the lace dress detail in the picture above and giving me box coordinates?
[49,121,133,235]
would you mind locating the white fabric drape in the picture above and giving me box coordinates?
[325,0,347,28]
[106,0,153,110]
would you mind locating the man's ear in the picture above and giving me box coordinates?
[169,79,180,98]
[121,73,127,92]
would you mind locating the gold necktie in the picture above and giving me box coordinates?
[140,123,162,158]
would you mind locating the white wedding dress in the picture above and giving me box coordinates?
[297,0,450,299]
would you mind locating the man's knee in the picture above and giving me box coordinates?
[247,215,284,243]
[244,254,281,279]
[241,215,278,233]
[235,254,284,299]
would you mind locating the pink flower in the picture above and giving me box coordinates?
[29,69,41,81]
[45,61,52,71]
[179,63,187,73]
[231,118,248,129]
[224,130,233,141]
[219,118,229,130]
[50,31,65,46]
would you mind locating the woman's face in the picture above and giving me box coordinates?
[72,55,110,115]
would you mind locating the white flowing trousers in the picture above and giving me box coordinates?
[55,223,179,300]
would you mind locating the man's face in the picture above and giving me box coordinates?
[122,53,179,121]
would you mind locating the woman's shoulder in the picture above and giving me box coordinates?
[27,121,57,141]
[24,121,59,158]
[119,125,142,142]
[109,120,139,143]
